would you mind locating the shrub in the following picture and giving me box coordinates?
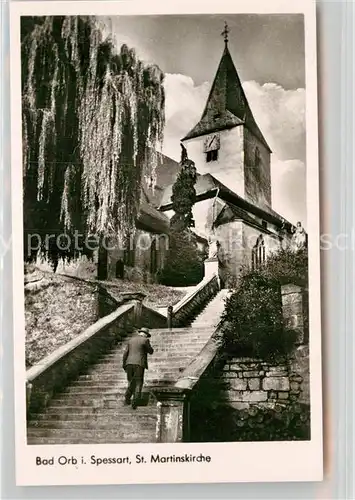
[221,248,308,361]
[259,247,308,287]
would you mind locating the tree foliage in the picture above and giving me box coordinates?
[22,16,165,268]
[158,150,204,286]
[222,248,308,361]
[158,231,205,287]
[170,156,197,231]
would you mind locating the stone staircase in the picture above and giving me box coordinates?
[27,290,229,445]
[190,289,230,329]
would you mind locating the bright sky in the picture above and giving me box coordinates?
[100,14,307,226]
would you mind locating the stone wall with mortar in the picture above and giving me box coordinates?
[221,351,309,410]
[106,229,168,284]
[189,346,310,442]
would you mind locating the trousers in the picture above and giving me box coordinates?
[124,364,145,404]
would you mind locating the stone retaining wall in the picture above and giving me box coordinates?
[189,345,310,442]
[26,303,136,419]
[221,348,309,409]
[141,305,168,329]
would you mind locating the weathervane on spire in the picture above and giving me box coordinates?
[221,21,229,46]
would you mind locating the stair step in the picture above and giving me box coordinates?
[48,395,163,407]
[74,379,128,386]
[73,376,178,384]
[27,428,155,440]
[148,327,213,333]
[100,349,205,359]
[84,365,190,376]
[60,384,175,397]
[100,353,201,361]
[31,408,157,420]
[29,417,156,430]
[62,386,174,396]
[27,435,153,444]
[73,376,181,387]
[34,404,157,414]
[78,375,127,381]
[69,378,178,387]
[64,385,126,392]
[110,342,209,349]
[90,366,191,374]
[90,365,190,372]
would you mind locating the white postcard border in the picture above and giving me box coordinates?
[10,0,323,486]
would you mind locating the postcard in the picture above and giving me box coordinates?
[10,0,323,486]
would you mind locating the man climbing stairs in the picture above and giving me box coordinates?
[27,289,229,444]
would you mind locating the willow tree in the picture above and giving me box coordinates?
[21,16,165,275]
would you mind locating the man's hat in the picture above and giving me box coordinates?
[138,327,151,338]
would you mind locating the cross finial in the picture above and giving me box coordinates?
[221,21,229,46]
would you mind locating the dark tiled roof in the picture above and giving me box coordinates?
[142,152,180,207]
[182,46,271,152]
[214,203,262,229]
[137,202,170,234]
[159,173,292,231]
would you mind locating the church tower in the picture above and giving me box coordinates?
[181,23,272,211]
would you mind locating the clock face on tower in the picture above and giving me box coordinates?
[203,133,220,153]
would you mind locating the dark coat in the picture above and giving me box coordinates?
[122,334,154,370]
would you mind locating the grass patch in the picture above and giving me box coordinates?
[25,271,102,369]
[97,278,187,309]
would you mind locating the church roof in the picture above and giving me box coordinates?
[181,46,271,152]
[159,173,293,231]
[214,202,264,229]
[136,202,170,234]
[142,152,180,207]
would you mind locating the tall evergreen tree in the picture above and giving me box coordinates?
[170,144,197,231]
[158,145,204,286]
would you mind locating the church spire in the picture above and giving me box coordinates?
[181,24,271,152]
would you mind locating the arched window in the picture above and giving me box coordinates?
[252,235,265,270]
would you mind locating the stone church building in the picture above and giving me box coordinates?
[59,30,298,284]
[159,33,295,285]
[95,29,298,285]
[35,29,301,285]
